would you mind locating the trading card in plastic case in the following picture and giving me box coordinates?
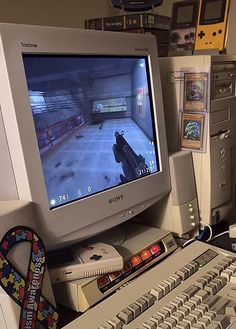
[183,72,208,112]
[181,112,205,150]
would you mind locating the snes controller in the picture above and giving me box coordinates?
[48,242,124,284]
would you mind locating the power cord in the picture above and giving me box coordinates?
[181,224,228,248]
[207,230,229,242]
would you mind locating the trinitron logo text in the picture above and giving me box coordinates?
[21,42,38,48]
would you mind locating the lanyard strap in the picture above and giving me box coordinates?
[0,226,58,329]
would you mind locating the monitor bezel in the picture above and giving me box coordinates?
[0,24,170,249]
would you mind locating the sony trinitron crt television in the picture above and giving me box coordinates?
[0,23,170,250]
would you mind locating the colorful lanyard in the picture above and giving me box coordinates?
[0,226,58,329]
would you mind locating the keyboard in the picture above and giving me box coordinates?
[63,241,236,329]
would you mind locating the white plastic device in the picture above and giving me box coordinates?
[48,242,124,283]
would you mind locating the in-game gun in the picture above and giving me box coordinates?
[113,131,150,183]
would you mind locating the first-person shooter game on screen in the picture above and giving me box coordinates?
[23,55,160,209]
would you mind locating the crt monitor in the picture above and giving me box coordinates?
[0,23,170,250]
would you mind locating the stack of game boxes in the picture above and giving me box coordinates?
[85,13,170,57]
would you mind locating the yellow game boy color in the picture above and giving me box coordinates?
[194,0,230,52]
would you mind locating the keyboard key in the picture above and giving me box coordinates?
[185,263,196,275]
[189,310,201,321]
[213,276,226,289]
[202,311,215,321]
[176,294,188,304]
[226,256,236,263]
[156,308,170,320]
[210,298,230,315]
[201,275,211,284]
[142,319,157,329]
[230,274,236,284]
[158,324,171,329]
[195,304,208,316]
[212,265,223,276]
[227,265,236,274]
[195,279,207,289]
[212,315,230,329]
[183,301,195,312]
[221,270,233,281]
[222,258,232,266]
[197,316,210,327]
[230,261,236,268]
[204,283,217,295]
[150,286,164,300]
[149,314,163,325]
[135,298,148,313]
[191,323,204,329]
[170,298,183,309]
[171,312,184,322]
[189,296,201,306]
[158,282,170,295]
[164,316,177,328]
[195,290,209,301]
[142,293,155,307]
[128,302,141,318]
[169,274,181,287]
[177,307,190,317]
[201,295,219,310]
[218,262,228,270]
[189,261,199,272]
[182,315,196,326]
[163,303,176,315]
[225,301,236,315]
[210,279,222,292]
[205,324,220,329]
[176,321,190,329]
[117,308,133,324]
[107,317,123,329]
[182,285,200,299]
[164,278,175,291]
[176,268,189,280]
[206,271,217,280]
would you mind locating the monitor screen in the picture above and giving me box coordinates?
[23,55,159,210]
[0,23,170,249]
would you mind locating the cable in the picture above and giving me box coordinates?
[207,230,229,242]
[205,225,213,242]
[198,223,213,242]
[182,238,196,248]
[180,223,229,247]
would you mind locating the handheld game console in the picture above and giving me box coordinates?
[194,0,230,52]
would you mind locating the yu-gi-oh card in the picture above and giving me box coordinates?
[183,72,208,112]
[181,112,205,150]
